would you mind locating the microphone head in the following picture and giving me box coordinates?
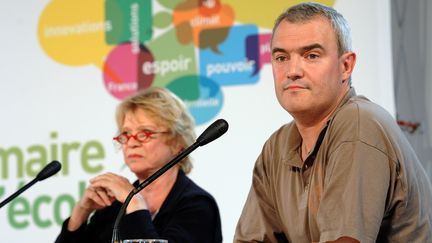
[196,119,229,146]
[36,160,62,181]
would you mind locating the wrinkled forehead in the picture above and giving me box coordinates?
[271,17,337,49]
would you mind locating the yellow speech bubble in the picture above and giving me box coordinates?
[38,0,113,68]
[222,0,336,29]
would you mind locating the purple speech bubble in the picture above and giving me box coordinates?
[245,33,271,76]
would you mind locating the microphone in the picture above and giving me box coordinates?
[0,160,62,208]
[196,118,229,146]
[111,119,229,243]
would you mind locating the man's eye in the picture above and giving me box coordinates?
[306,53,320,59]
[274,55,287,62]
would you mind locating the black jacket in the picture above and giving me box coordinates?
[55,171,222,243]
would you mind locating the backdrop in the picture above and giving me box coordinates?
[0,0,393,241]
[392,0,432,177]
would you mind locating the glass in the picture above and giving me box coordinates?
[122,240,168,243]
[113,130,169,145]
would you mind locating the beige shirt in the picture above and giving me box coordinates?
[234,89,432,243]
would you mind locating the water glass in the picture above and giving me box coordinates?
[122,240,168,243]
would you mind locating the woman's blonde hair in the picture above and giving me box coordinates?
[115,87,196,174]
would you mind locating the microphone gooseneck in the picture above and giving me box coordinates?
[0,160,62,209]
[111,119,229,243]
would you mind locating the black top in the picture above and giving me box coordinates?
[55,171,222,243]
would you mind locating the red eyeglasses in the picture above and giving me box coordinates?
[113,130,169,145]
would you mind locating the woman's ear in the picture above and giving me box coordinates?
[169,138,184,155]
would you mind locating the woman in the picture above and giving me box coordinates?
[55,87,222,243]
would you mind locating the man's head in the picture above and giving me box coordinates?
[271,3,356,123]
[272,2,352,58]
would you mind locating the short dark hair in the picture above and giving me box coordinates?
[272,2,352,56]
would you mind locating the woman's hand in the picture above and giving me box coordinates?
[89,172,134,203]
[67,179,116,231]
[90,172,148,213]
[79,184,115,211]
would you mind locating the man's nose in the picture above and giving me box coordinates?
[285,56,303,81]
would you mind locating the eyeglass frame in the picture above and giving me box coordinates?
[113,129,170,145]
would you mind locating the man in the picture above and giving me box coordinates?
[234,2,432,243]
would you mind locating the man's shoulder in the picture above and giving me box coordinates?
[334,91,416,145]
[335,95,394,126]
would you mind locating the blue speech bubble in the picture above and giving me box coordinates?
[199,24,260,86]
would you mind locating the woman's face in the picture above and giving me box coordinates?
[119,109,180,179]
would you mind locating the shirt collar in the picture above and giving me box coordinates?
[284,87,357,167]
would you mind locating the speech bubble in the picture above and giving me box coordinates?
[246,33,272,76]
[146,28,198,88]
[198,27,230,54]
[158,0,187,9]
[153,11,172,29]
[168,75,224,126]
[38,0,112,68]
[189,75,224,125]
[172,0,234,49]
[105,0,153,45]
[103,43,142,99]
[199,0,222,16]
[166,75,201,101]
[38,0,153,70]
[137,45,155,91]
[103,43,161,100]
[222,0,336,29]
[199,25,260,86]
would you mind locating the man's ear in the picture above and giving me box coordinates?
[340,51,356,82]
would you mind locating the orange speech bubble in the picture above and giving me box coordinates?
[172,0,234,47]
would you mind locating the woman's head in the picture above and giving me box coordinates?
[115,87,196,174]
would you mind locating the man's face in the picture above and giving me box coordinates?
[271,17,355,122]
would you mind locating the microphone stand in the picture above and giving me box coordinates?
[0,160,61,209]
[111,142,200,243]
[0,178,38,208]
